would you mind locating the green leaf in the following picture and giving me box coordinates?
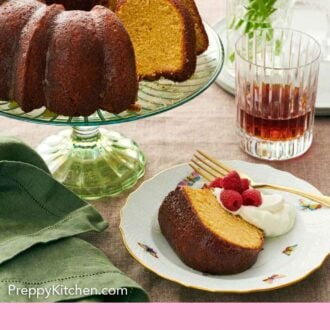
[228,52,236,63]
[232,0,278,43]
[244,21,253,34]
[228,17,236,29]
[266,28,274,41]
[275,39,283,55]
[235,18,245,30]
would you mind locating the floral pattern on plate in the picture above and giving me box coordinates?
[282,245,298,256]
[138,243,159,259]
[177,171,201,187]
[299,199,322,211]
[263,274,286,284]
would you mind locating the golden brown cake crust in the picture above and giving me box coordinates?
[158,188,264,275]
[179,0,208,54]
[45,3,137,115]
[116,0,197,82]
[168,0,197,82]
[0,0,43,101]
[44,11,104,116]
[92,6,138,114]
[13,4,64,113]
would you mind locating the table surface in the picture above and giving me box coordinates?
[0,0,329,302]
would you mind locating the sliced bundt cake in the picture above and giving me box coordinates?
[116,0,197,82]
[159,187,264,275]
[0,0,208,115]
[0,0,138,116]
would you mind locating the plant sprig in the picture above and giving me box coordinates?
[243,0,277,36]
[228,0,278,61]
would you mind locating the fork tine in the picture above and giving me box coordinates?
[191,159,220,179]
[193,154,228,177]
[189,163,214,182]
[196,150,252,181]
[196,150,233,173]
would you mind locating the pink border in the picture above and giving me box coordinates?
[0,303,328,329]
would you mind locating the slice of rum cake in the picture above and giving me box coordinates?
[158,187,264,275]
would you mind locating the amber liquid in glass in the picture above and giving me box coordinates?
[239,84,314,141]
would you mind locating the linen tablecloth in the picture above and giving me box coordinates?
[0,0,328,302]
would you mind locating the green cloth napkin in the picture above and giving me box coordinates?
[0,238,148,302]
[0,137,149,302]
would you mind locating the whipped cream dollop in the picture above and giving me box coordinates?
[213,188,296,237]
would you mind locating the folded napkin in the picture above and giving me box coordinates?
[0,137,149,302]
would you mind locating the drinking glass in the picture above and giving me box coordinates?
[236,28,321,160]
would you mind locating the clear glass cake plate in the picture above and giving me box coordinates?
[0,24,224,200]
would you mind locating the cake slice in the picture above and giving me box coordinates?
[178,0,208,54]
[159,187,264,275]
[116,0,196,82]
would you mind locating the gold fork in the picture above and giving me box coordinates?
[189,150,330,207]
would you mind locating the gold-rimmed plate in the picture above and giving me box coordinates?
[120,162,329,293]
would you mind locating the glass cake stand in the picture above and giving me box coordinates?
[0,24,224,200]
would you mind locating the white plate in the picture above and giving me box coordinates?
[120,162,330,293]
[215,1,330,116]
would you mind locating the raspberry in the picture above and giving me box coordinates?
[220,189,243,212]
[242,189,262,207]
[222,171,242,193]
[241,178,250,192]
[208,177,223,188]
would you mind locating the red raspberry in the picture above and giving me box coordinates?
[220,189,243,212]
[208,177,224,188]
[241,178,250,192]
[222,171,242,193]
[242,189,262,207]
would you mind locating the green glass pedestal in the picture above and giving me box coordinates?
[37,127,146,200]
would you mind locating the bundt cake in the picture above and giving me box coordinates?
[0,0,138,116]
[115,0,197,82]
[0,0,208,115]
[158,187,264,275]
